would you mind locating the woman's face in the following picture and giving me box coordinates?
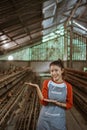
[50,65,64,82]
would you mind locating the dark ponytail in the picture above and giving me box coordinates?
[49,59,64,69]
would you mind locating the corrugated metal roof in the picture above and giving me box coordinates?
[0,0,87,55]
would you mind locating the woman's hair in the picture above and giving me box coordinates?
[49,59,64,69]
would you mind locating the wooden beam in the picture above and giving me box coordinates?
[64,0,82,28]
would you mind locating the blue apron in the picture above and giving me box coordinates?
[36,80,67,130]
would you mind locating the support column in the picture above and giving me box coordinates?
[64,30,68,67]
[69,25,73,68]
[86,38,87,64]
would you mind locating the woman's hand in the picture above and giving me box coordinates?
[25,82,39,88]
[25,82,43,100]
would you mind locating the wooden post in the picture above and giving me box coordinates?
[64,31,68,60]
[69,25,73,68]
[86,38,87,65]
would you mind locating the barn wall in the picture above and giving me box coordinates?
[0,60,86,73]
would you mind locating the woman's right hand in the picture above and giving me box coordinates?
[25,82,39,88]
[25,82,43,100]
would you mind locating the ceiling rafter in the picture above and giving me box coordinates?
[10,0,33,42]
[64,0,82,28]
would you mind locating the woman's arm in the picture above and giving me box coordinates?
[66,82,73,109]
[25,82,67,108]
[44,99,66,108]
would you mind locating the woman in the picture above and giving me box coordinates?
[25,59,73,130]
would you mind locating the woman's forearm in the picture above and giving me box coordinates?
[55,101,66,108]
[44,99,66,108]
[36,85,43,100]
